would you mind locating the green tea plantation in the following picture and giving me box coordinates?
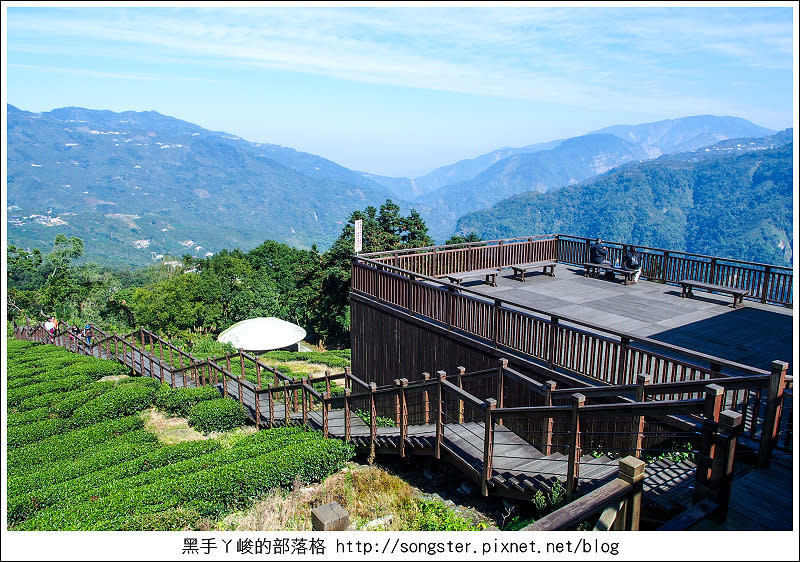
[6,339,355,530]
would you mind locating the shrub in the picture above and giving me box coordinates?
[155,385,221,417]
[49,385,114,418]
[22,429,354,529]
[7,418,72,449]
[7,407,51,427]
[71,382,158,426]
[7,415,145,472]
[188,398,249,433]
[262,350,350,368]
[7,374,92,407]
[8,436,202,524]
[409,500,484,531]
[61,359,129,380]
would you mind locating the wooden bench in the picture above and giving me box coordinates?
[446,268,502,287]
[508,260,557,282]
[679,279,747,308]
[583,262,638,285]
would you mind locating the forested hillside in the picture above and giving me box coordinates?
[455,143,793,266]
[6,105,407,266]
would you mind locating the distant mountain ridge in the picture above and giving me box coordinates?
[454,136,793,266]
[416,134,650,240]
[590,115,775,157]
[6,104,406,266]
[366,115,777,241]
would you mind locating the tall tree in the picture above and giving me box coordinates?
[315,200,433,348]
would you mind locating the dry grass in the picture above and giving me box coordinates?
[218,464,417,531]
[140,407,256,445]
[97,374,130,383]
[257,358,344,379]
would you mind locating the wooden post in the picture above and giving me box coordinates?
[226,354,231,373]
[446,285,454,331]
[616,337,630,386]
[694,384,724,500]
[497,358,507,426]
[542,381,556,455]
[398,378,408,457]
[177,351,185,387]
[711,410,743,521]
[759,360,788,467]
[140,328,145,351]
[631,374,652,457]
[435,371,446,460]
[148,332,157,382]
[256,361,262,388]
[239,351,246,380]
[255,388,262,429]
[344,367,351,392]
[617,456,646,530]
[222,367,228,397]
[325,370,331,396]
[369,382,377,464]
[167,341,174,369]
[344,388,352,442]
[394,379,402,427]
[548,317,560,370]
[761,266,772,303]
[302,378,309,425]
[456,366,465,423]
[237,371,244,408]
[482,398,497,496]
[566,393,585,500]
[492,299,501,348]
[269,387,275,426]
[283,382,290,426]
[322,392,329,437]
[422,372,431,425]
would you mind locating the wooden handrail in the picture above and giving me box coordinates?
[523,456,646,531]
[441,379,486,408]
[359,233,556,259]
[353,256,773,377]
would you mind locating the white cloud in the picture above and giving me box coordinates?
[6,7,793,116]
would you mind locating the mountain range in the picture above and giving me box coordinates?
[6,105,789,266]
[455,132,793,266]
[6,105,403,266]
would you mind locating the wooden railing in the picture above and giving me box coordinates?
[557,234,793,307]
[522,456,646,531]
[364,235,558,278]
[359,233,792,307]
[351,256,778,388]
[14,327,788,510]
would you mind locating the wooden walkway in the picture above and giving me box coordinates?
[17,327,785,527]
[689,453,793,530]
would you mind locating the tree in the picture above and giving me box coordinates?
[445,232,482,245]
[314,200,433,348]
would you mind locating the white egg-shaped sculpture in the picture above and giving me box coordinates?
[217,317,306,352]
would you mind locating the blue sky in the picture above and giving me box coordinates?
[3,5,796,177]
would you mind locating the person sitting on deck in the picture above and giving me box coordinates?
[622,246,642,283]
[589,238,615,279]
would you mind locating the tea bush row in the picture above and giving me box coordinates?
[154,384,221,417]
[188,398,249,433]
[7,415,145,471]
[8,438,213,523]
[22,429,354,530]
[12,429,303,523]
